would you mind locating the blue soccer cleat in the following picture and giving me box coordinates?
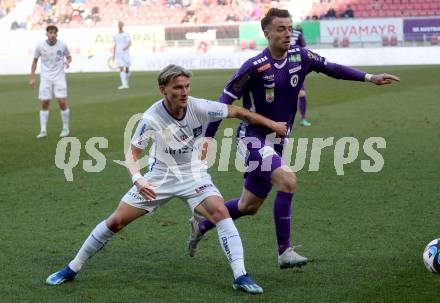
[232,274,263,294]
[46,265,77,285]
[300,119,312,127]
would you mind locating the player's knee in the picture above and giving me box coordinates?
[210,205,230,223]
[239,202,261,215]
[58,101,67,110]
[106,216,126,233]
[41,101,49,110]
[276,172,296,193]
[298,90,306,97]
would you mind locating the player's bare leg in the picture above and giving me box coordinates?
[46,202,147,285]
[57,98,70,137]
[37,100,50,138]
[194,196,263,294]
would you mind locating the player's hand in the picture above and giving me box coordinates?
[29,77,36,89]
[370,73,400,85]
[134,178,157,200]
[270,121,288,136]
[64,61,70,69]
[199,137,214,161]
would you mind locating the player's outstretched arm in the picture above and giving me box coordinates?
[29,58,38,88]
[125,145,156,200]
[227,105,287,136]
[366,73,400,85]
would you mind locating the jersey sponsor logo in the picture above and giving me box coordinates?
[265,87,275,103]
[288,48,300,53]
[307,50,321,61]
[164,145,192,155]
[288,54,301,63]
[252,56,268,66]
[290,74,299,87]
[208,111,223,117]
[127,191,144,201]
[193,125,203,137]
[289,65,302,74]
[263,74,275,81]
[263,83,275,88]
[257,63,271,73]
[232,73,251,93]
[195,183,213,194]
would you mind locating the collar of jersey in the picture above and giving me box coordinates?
[264,47,287,69]
[162,100,187,121]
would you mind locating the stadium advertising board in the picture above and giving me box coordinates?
[298,21,320,45]
[320,18,403,43]
[239,22,267,45]
[239,21,320,46]
[403,18,440,41]
[164,25,239,41]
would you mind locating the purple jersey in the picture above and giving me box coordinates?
[206,46,367,140]
[291,29,306,47]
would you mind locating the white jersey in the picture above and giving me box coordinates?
[113,32,131,56]
[131,96,228,175]
[34,40,70,81]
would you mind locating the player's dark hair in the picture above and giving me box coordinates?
[46,25,58,33]
[261,8,291,31]
[158,64,192,86]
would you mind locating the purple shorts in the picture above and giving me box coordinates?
[237,136,285,199]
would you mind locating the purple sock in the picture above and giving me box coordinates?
[299,96,307,119]
[273,191,293,255]
[198,198,243,234]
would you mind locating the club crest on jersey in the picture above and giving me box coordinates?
[290,74,299,87]
[57,50,62,57]
[179,133,189,141]
[288,54,301,63]
[265,88,275,103]
[193,125,202,137]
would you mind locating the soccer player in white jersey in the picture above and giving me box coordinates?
[113,20,131,89]
[29,25,72,139]
[45,64,288,294]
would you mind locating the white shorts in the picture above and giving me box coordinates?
[115,53,131,68]
[39,77,67,100]
[121,170,222,214]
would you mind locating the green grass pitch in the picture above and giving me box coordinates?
[0,65,439,302]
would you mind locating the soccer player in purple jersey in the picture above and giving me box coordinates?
[188,8,399,269]
[291,25,311,127]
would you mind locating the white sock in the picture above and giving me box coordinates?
[122,72,128,87]
[68,220,114,273]
[60,108,70,129]
[216,218,247,279]
[120,72,125,86]
[125,72,130,86]
[39,110,49,133]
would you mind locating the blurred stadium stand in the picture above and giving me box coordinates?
[1,0,439,30]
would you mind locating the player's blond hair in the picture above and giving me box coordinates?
[158,64,192,86]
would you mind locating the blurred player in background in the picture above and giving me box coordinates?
[29,25,72,139]
[291,24,311,127]
[113,20,131,89]
[188,8,400,269]
[45,64,289,294]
